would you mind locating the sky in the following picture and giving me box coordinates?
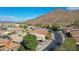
[0,7,79,22]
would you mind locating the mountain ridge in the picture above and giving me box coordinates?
[24,8,79,26]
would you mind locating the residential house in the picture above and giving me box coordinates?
[0,38,20,51]
[70,29,79,45]
[27,26,36,30]
[0,38,10,51]
[63,27,71,33]
[6,42,20,51]
[29,28,49,41]
[0,30,5,36]
[15,24,20,27]
[9,34,23,43]
[64,27,79,45]
[3,27,23,35]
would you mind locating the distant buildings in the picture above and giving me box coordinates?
[0,23,51,51]
[0,23,23,51]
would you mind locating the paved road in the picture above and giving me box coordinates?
[43,31,63,51]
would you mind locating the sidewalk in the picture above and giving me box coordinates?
[36,32,54,51]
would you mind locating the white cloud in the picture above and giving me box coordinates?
[0,16,17,22]
[0,15,38,22]
[66,7,79,10]
[0,16,16,19]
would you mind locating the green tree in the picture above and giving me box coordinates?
[55,37,77,51]
[71,20,79,27]
[41,24,49,28]
[64,37,77,51]
[35,24,42,27]
[21,34,38,51]
[45,32,51,40]
[55,45,67,51]
[48,25,60,31]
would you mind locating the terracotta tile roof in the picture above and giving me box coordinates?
[71,30,79,42]
[7,42,20,50]
[0,39,20,50]
[10,34,23,43]
[64,27,79,42]
[6,27,22,32]
[0,39,10,46]
[29,28,49,35]
[0,30,5,35]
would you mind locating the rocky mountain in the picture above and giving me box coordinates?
[25,8,79,26]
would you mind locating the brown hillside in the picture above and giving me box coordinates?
[25,9,79,26]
